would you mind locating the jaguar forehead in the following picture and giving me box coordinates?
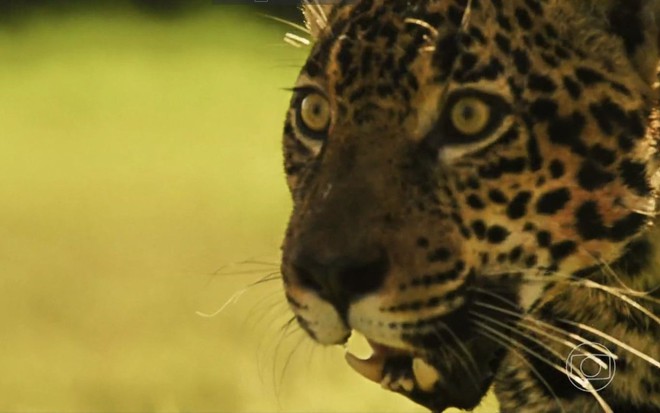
[303,1,474,141]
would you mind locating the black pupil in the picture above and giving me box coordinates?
[312,103,323,117]
[461,105,475,121]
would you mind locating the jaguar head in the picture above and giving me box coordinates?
[280,1,660,410]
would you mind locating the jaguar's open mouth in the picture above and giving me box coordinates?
[343,332,504,411]
[345,338,441,392]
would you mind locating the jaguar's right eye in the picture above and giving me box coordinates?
[297,92,331,139]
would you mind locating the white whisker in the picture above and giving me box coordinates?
[557,318,660,369]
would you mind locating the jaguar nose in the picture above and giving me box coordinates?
[292,247,389,314]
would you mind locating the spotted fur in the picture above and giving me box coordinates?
[280,1,660,412]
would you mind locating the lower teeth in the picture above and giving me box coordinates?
[412,357,441,391]
[345,349,442,393]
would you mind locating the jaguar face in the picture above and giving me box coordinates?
[279,1,658,410]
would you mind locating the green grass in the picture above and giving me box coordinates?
[0,8,498,412]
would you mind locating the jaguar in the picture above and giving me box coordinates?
[279,1,660,411]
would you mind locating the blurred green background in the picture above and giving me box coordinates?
[0,2,498,412]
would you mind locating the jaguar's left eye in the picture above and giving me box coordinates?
[298,92,331,138]
[450,97,491,136]
[435,90,511,148]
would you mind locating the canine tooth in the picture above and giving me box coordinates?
[412,357,441,392]
[345,352,384,383]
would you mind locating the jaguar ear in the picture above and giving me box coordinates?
[302,3,335,39]
[567,0,660,83]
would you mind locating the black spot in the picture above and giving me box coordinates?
[549,160,565,179]
[467,177,481,190]
[590,99,624,135]
[540,53,559,68]
[575,201,608,240]
[448,5,465,25]
[487,225,510,244]
[417,237,430,248]
[536,188,570,214]
[536,231,552,247]
[527,133,542,171]
[525,254,538,268]
[303,60,322,78]
[507,192,532,219]
[610,81,632,97]
[428,248,451,263]
[481,57,505,80]
[577,161,615,191]
[590,145,616,167]
[619,160,651,195]
[509,246,523,262]
[467,194,486,209]
[500,157,527,173]
[553,45,571,59]
[360,47,373,76]
[533,33,550,48]
[536,176,546,187]
[514,7,533,29]
[497,14,512,32]
[610,213,647,241]
[608,0,646,55]
[530,98,558,120]
[433,35,459,81]
[524,0,543,15]
[488,189,508,204]
[468,27,486,44]
[544,24,558,38]
[512,49,530,74]
[528,74,557,93]
[547,112,587,155]
[550,241,577,261]
[472,220,487,240]
[611,238,652,277]
[458,53,479,73]
[562,77,582,99]
[495,33,511,53]
[618,134,635,151]
[575,67,605,85]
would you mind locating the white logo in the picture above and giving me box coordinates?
[565,342,616,392]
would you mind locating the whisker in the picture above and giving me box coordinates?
[433,324,482,392]
[557,318,660,369]
[473,318,613,413]
[237,259,279,267]
[310,0,329,23]
[259,13,310,35]
[471,311,579,369]
[198,270,281,318]
[284,33,312,48]
[577,245,649,293]
[473,299,612,368]
[476,329,566,413]
[276,332,308,397]
[302,0,328,29]
[196,288,247,318]
[516,273,660,306]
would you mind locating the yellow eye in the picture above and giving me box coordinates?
[300,93,331,133]
[450,97,491,136]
